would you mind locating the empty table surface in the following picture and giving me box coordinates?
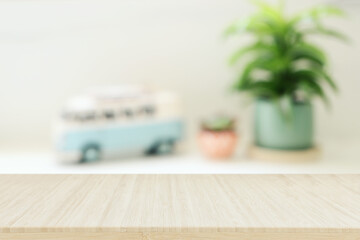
[0,174,360,239]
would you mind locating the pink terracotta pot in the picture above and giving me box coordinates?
[198,130,237,159]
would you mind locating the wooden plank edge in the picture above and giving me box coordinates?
[1,232,360,240]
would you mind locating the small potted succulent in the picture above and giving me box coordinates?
[198,116,237,159]
[225,0,347,150]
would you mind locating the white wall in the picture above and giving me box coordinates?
[0,0,359,149]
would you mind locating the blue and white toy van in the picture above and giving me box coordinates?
[54,85,184,163]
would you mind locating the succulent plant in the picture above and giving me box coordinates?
[201,116,235,132]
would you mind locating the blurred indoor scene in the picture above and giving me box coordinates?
[0,0,359,173]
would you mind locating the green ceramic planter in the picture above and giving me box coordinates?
[254,99,314,150]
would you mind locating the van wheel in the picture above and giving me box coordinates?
[81,144,101,163]
[146,140,174,155]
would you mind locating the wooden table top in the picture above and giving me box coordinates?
[0,175,360,240]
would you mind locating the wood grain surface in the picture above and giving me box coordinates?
[0,175,360,239]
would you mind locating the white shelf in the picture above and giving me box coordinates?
[0,139,359,174]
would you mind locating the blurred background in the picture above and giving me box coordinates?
[0,0,359,173]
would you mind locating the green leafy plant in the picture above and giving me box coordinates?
[225,0,347,105]
[201,116,235,132]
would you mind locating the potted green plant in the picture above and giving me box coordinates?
[225,0,347,150]
[198,116,237,159]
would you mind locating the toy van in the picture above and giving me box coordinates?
[54,85,183,163]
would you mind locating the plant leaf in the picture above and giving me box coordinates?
[290,5,346,26]
[304,26,349,42]
[291,42,327,66]
[229,42,275,65]
[293,69,333,106]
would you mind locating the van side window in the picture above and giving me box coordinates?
[123,109,133,118]
[73,113,83,122]
[143,105,156,116]
[84,112,96,121]
[103,110,115,120]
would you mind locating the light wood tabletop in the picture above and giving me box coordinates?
[0,175,360,239]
